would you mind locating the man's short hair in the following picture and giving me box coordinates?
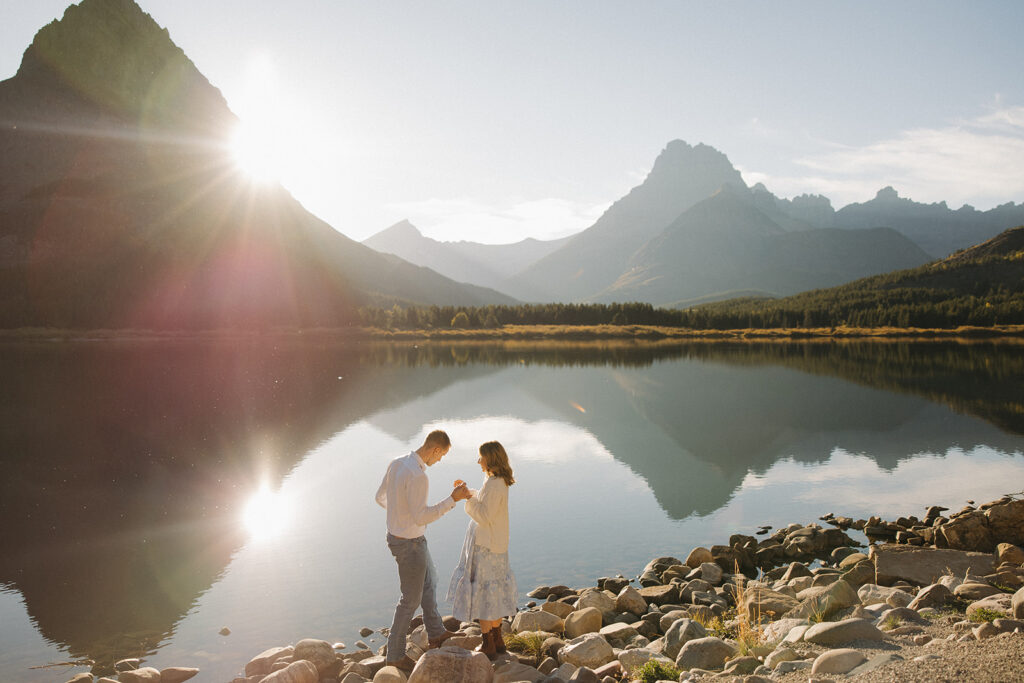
[423,430,451,449]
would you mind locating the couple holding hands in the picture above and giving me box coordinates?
[375,430,517,671]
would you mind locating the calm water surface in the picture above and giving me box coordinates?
[2,339,1024,682]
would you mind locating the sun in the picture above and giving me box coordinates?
[230,119,285,183]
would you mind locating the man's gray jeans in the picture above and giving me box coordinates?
[386,533,445,660]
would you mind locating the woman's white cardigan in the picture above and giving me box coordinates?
[464,475,509,553]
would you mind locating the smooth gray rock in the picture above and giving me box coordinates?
[408,647,494,683]
[262,661,319,683]
[966,593,1013,620]
[1013,586,1024,619]
[493,660,545,683]
[674,636,736,671]
[877,606,930,626]
[908,583,955,610]
[558,633,615,669]
[564,607,602,639]
[294,638,337,675]
[811,648,867,674]
[803,618,886,645]
[955,582,1003,600]
[159,668,200,683]
[614,585,647,616]
[663,618,707,659]
[513,609,564,634]
[117,669,162,683]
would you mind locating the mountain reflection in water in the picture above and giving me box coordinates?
[1,338,1022,676]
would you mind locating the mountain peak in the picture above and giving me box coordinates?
[874,186,901,202]
[641,140,747,200]
[15,0,230,133]
[382,220,424,238]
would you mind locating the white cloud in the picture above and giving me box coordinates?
[750,105,1024,210]
[388,196,610,244]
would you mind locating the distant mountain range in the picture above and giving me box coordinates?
[0,0,512,330]
[363,220,571,292]
[366,141,1024,307]
[693,225,1024,329]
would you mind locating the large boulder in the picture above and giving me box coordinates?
[965,594,1013,620]
[614,585,647,616]
[564,607,603,639]
[761,618,807,644]
[685,547,713,568]
[118,669,161,683]
[513,609,563,634]
[541,601,575,619]
[246,646,294,677]
[954,582,1003,601]
[159,668,199,683]
[803,618,886,646]
[1014,587,1024,619]
[575,588,616,619]
[262,661,319,683]
[908,583,955,610]
[617,648,673,673]
[739,585,800,621]
[408,647,494,683]
[663,618,707,659]
[996,543,1024,566]
[871,545,995,586]
[558,633,615,669]
[939,512,994,551]
[638,584,679,606]
[811,648,867,675]
[598,623,638,647]
[785,579,859,620]
[294,638,338,676]
[674,637,736,671]
[492,660,545,683]
[985,499,1024,546]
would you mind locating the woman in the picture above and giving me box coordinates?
[447,441,518,658]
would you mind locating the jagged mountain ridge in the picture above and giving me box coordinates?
[491,141,1024,305]
[0,0,512,330]
[503,140,748,301]
[595,186,932,305]
[363,220,571,291]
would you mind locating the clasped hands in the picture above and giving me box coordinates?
[451,479,473,501]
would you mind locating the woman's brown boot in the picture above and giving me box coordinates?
[475,628,497,659]
[492,628,507,655]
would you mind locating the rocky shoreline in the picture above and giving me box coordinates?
[64,494,1024,683]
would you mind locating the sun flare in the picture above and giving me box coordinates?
[242,485,291,541]
[230,121,285,183]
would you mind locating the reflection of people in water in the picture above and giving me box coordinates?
[447,440,518,659]
[375,429,471,672]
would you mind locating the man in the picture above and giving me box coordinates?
[375,429,471,672]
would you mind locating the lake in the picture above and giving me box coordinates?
[2,338,1023,682]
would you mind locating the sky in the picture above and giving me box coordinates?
[2,1,1024,244]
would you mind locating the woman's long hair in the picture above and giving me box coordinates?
[479,441,515,486]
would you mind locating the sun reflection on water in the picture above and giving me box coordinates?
[242,485,291,542]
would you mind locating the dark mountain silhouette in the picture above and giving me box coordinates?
[505,140,748,301]
[0,0,511,330]
[363,219,570,291]
[596,186,930,305]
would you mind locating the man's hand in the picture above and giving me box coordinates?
[452,483,472,501]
